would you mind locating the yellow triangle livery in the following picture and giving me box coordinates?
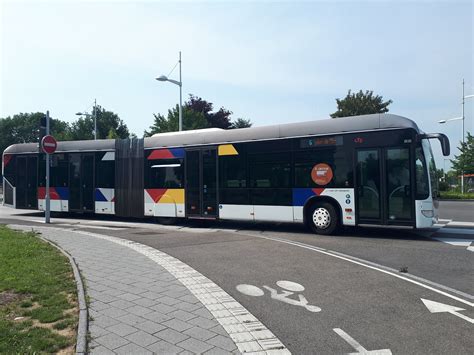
[218,144,239,156]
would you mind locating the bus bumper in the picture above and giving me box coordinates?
[415,200,438,228]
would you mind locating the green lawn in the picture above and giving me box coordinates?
[0,226,78,353]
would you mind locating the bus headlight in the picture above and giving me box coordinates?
[421,209,434,218]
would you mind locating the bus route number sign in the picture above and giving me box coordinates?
[41,135,57,154]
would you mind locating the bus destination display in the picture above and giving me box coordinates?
[301,135,342,148]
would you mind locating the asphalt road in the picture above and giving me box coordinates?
[1,206,473,354]
[113,226,473,354]
[439,200,474,222]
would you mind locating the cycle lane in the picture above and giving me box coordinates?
[114,228,474,355]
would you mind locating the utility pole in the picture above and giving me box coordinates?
[179,52,182,132]
[156,51,183,131]
[94,98,97,140]
[460,80,465,194]
[438,79,473,195]
[45,111,50,223]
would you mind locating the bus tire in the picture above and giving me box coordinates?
[308,202,339,235]
[156,217,177,225]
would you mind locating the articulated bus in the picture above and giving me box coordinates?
[2,114,450,235]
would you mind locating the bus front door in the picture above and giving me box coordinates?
[356,149,382,223]
[356,147,413,225]
[185,148,218,219]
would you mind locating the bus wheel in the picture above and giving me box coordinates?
[309,202,339,235]
[156,217,177,225]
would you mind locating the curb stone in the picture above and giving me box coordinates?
[35,233,89,354]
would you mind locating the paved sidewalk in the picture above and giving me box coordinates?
[11,225,240,354]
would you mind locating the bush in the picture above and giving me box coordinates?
[439,191,474,200]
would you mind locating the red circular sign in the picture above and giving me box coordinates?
[41,135,57,154]
[311,163,333,185]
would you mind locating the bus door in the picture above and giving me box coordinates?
[16,155,38,209]
[185,148,218,218]
[69,153,95,212]
[356,147,413,225]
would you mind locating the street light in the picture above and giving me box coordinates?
[438,79,473,194]
[76,99,98,140]
[156,51,183,131]
[438,117,463,124]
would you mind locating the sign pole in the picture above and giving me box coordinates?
[45,111,50,224]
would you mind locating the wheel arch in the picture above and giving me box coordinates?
[303,196,343,227]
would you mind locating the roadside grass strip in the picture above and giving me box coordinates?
[0,226,78,353]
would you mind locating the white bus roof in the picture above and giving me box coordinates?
[3,113,420,155]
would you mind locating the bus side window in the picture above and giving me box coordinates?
[219,155,246,188]
[96,152,115,188]
[51,154,69,187]
[146,158,183,189]
[249,153,291,188]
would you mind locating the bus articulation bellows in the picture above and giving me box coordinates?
[2,113,449,235]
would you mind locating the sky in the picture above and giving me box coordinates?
[0,0,472,169]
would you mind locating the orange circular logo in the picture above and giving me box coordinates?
[311,163,333,185]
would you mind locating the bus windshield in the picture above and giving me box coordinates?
[423,139,438,199]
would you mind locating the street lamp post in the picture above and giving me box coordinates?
[156,51,183,131]
[76,99,98,140]
[438,79,473,194]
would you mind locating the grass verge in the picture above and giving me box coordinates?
[0,226,78,353]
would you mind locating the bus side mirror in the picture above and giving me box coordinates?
[417,133,450,156]
[438,134,450,156]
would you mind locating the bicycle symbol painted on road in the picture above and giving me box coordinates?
[236,280,321,313]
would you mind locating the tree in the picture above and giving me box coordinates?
[330,90,393,118]
[187,95,232,129]
[146,95,252,135]
[107,128,119,139]
[69,106,130,140]
[144,105,208,136]
[451,132,474,176]
[230,118,252,129]
[0,112,71,155]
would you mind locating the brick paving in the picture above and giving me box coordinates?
[12,225,238,354]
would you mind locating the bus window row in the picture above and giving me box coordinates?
[219,148,352,190]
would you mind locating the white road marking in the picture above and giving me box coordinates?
[447,221,474,228]
[431,237,474,252]
[236,281,321,313]
[421,298,474,324]
[437,227,474,235]
[438,219,452,223]
[239,234,474,307]
[263,286,321,312]
[236,284,265,297]
[333,328,392,354]
[276,280,305,292]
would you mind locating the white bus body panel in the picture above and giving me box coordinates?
[38,199,68,212]
[254,206,294,222]
[415,199,438,228]
[219,205,254,221]
[95,188,115,215]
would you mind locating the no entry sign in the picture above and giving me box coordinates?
[41,135,57,154]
